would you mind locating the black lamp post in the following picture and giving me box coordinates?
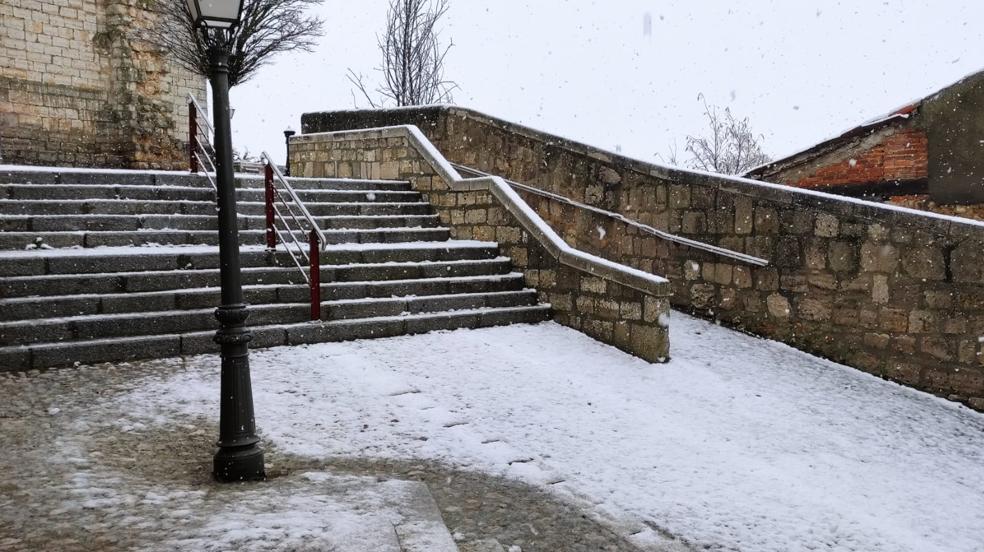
[283,127,296,176]
[188,0,265,483]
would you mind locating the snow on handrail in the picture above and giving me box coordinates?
[452,163,768,267]
[301,125,672,295]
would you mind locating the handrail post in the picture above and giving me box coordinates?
[188,101,199,174]
[309,229,321,321]
[264,164,276,251]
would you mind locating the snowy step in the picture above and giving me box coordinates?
[0,279,532,323]
[0,184,422,204]
[324,290,538,321]
[0,170,408,192]
[0,262,520,316]
[0,199,435,218]
[0,305,551,370]
[0,290,540,345]
[236,177,412,191]
[0,242,501,278]
[1,184,216,202]
[319,273,528,301]
[0,303,306,346]
[0,213,443,233]
[0,227,452,249]
[0,260,515,298]
[0,170,203,187]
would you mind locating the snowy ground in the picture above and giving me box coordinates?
[97,313,984,552]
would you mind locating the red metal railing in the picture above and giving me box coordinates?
[189,104,199,174]
[262,154,326,321]
[188,96,323,320]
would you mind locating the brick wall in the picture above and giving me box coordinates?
[0,0,205,169]
[302,106,984,410]
[755,122,928,192]
[290,129,673,364]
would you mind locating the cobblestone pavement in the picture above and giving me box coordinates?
[0,359,662,551]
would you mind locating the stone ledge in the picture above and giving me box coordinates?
[302,105,984,241]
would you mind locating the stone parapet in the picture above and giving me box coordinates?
[291,126,673,363]
[301,106,984,409]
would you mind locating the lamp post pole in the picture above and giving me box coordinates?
[283,128,296,176]
[208,44,265,483]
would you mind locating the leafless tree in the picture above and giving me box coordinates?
[145,0,325,88]
[349,0,457,107]
[655,141,681,167]
[684,95,771,175]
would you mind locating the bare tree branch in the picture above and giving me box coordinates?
[143,0,325,88]
[349,0,458,108]
[683,95,771,175]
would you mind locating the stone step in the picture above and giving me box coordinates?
[0,199,435,217]
[0,277,532,321]
[0,260,519,309]
[0,303,309,346]
[0,242,501,278]
[0,227,452,249]
[1,263,518,301]
[237,177,412,191]
[0,290,539,345]
[0,213,443,232]
[0,305,551,370]
[389,479,461,552]
[0,170,409,191]
[325,290,538,320]
[0,184,422,203]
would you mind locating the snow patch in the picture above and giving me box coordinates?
[114,316,984,552]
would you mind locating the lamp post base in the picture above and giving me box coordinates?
[214,444,266,482]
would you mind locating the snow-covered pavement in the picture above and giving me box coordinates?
[111,313,984,552]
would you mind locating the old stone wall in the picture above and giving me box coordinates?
[302,106,984,409]
[290,129,673,363]
[0,0,205,168]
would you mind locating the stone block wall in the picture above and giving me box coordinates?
[301,107,984,409]
[290,129,672,363]
[0,0,205,168]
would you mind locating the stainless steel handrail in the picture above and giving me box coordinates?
[262,151,327,250]
[452,163,769,267]
[187,93,218,192]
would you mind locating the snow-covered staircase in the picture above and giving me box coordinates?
[0,168,549,370]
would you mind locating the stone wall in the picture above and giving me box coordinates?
[0,0,205,169]
[301,106,984,409]
[290,128,673,364]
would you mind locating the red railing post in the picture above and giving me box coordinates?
[264,164,276,251]
[188,101,199,174]
[309,229,321,321]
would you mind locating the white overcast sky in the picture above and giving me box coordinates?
[228,0,984,167]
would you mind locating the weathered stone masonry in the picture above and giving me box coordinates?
[290,128,673,364]
[302,106,984,409]
[1,0,205,168]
